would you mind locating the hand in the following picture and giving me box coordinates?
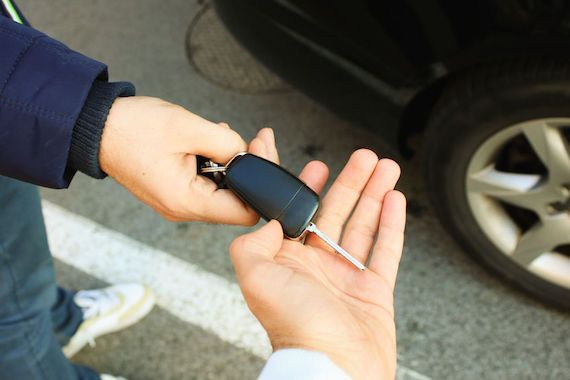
[230,149,406,379]
[99,96,279,224]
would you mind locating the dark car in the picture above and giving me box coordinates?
[213,0,570,309]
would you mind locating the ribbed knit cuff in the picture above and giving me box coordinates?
[68,80,135,179]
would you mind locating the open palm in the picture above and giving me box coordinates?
[230,149,406,379]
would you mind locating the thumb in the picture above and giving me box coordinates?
[230,220,283,275]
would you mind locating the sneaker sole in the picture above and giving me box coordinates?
[63,286,155,358]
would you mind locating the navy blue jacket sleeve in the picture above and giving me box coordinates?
[0,17,108,188]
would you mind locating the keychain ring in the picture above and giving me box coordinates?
[200,166,227,174]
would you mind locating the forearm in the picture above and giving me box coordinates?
[0,17,131,188]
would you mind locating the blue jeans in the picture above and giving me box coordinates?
[0,176,99,380]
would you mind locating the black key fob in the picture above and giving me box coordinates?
[224,153,319,239]
[198,152,366,270]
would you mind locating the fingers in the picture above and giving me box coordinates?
[248,137,268,159]
[188,120,247,164]
[340,159,401,263]
[184,128,280,225]
[298,161,329,194]
[305,149,378,250]
[258,128,279,164]
[190,174,260,225]
[248,128,279,164]
[368,190,406,289]
[230,220,284,277]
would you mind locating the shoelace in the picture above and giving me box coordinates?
[74,289,121,347]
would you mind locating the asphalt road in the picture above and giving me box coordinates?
[16,0,570,379]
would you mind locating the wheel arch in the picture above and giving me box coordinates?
[398,34,570,156]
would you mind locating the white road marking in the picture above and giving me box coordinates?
[43,200,430,380]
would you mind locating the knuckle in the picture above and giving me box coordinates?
[319,209,345,227]
[381,221,405,237]
[381,241,404,259]
[350,221,377,239]
[224,129,246,151]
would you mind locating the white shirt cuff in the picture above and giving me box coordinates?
[258,349,350,380]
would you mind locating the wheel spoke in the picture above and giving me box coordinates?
[511,216,570,267]
[467,119,570,289]
[521,122,570,182]
[467,166,545,211]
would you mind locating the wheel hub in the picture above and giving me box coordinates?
[466,118,570,289]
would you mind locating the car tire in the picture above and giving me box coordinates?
[423,60,570,309]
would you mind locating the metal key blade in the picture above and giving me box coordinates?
[306,223,366,271]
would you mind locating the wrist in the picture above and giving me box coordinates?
[271,336,393,379]
[69,81,135,179]
[98,96,129,178]
[261,349,351,380]
[271,345,358,379]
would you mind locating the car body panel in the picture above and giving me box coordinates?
[214,0,570,146]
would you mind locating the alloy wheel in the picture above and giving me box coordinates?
[466,118,570,289]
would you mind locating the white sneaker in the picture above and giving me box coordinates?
[100,374,128,380]
[63,283,155,358]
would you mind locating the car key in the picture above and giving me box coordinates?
[199,153,366,270]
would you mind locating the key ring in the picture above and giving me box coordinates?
[199,152,247,175]
[200,166,227,174]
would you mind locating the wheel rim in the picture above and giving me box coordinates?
[466,118,570,289]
